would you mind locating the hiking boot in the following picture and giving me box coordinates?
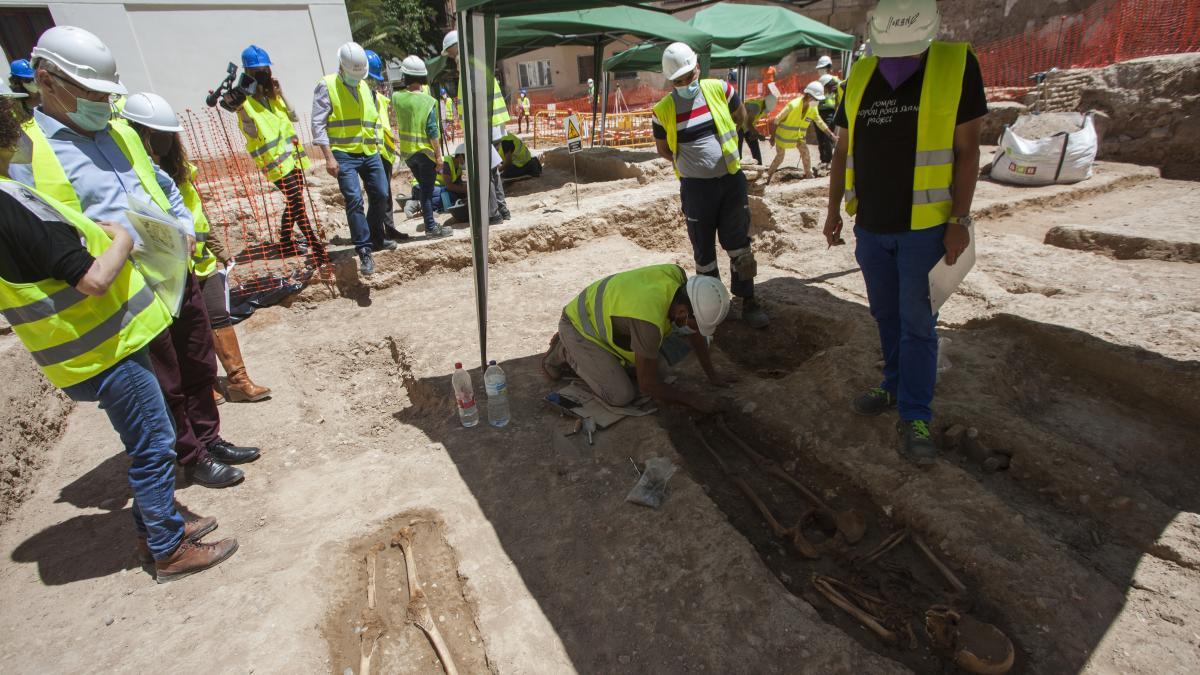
[155,537,239,584]
[375,239,399,252]
[742,298,770,329]
[541,332,565,381]
[853,387,896,416]
[489,216,504,226]
[897,419,937,467]
[136,513,218,564]
[426,225,453,239]
[403,199,421,218]
[358,249,375,276]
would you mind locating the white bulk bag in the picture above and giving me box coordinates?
[988,112,1098,186]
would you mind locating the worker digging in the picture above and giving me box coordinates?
[2,0,1199,673]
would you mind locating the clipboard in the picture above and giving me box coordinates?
[928,225,976,314]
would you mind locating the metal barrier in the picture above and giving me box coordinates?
[597,110,657,148]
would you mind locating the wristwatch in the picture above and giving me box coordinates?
[948,215,974,228]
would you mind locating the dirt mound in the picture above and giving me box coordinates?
[1045,225,1200,262]
[0,344,73,524]
[539,146,663,182]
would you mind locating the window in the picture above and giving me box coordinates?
[517,59,552,89]
[615,70,637,81]
[0,8,54,66]
[577,55,595,84]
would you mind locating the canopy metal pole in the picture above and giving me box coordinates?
[737,63,747,103]
[590,37,603,147]
[600,71,610,147]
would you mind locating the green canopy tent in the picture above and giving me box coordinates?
[604,2,853,105]
[442,2,713,367]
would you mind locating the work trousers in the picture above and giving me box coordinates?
[332,150,389,253]
[817,108,837,163]
[148,272,221,466]
[738,129,763,164]
[490,167,509,220]
[199,271,231,329]
[854,224,946,422]
[63,349,186,560]
[517,109,531,134]
[551,315,638,407]
[768,139,813,176]
[679,171,754,299]
[501,156,542,180]
[405,152,439,233]
[381,157,398,237]
[272,168,323,258]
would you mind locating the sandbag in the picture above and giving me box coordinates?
[988,112,1097,186]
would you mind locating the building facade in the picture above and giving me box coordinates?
[0,0,353,116]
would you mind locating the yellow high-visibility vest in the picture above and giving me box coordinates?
[23,118,172,216]
[375,92,398,164]
[773,98,820,144]
[391,89,438,160]
[322,74,380,155]
[240,94,309,182]
[562,264,684,366]
[0,178,172,388]
[653,80,741,179]
[179,163,218,278]
[457,74,510,127]
[843,41,968,230]
[499,133,532,168]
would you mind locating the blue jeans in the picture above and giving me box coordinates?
[405,152,438,232]
[333,150,389,252]
[854,225,946,422]
[63,349,185,560]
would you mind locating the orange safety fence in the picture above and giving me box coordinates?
[977,0,1200,99]
[179,106,333,298]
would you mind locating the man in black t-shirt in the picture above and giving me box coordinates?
[824,0,987,465]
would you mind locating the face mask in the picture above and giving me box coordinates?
[149,132,175,158]
[675,80,700,99]
[22,81,39,95]
[877,56,922,89]
[11,131,34,164]
[253,71,273,87]
[67,96,112,132]
[341,73,363,89]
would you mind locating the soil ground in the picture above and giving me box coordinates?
[1,141,1198,674]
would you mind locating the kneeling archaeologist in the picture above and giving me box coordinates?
[542,264,733,413]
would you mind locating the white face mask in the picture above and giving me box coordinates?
[23,81,40,95]
[341,73,363,88]
[675,80,700,99]
[11,131,34,165]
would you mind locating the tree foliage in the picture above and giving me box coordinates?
[346,0,442,60]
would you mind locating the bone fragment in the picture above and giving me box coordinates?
[394,528,460,675]
[913,534,968,593]
[813,576,897,644]
[859,529,910,566]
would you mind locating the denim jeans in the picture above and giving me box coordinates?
[854,224,947,422]
[63,348,185,560]
[405,152,438,232]
[333,150,389,252]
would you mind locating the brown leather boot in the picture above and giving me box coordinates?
[211,326,271,402]
[213,384,225,406]
[136,513,219,564]
[155,537,239,584]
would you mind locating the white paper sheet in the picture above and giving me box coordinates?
[123,206,190,317]
[928,225,976,314]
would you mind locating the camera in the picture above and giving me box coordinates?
[205,62,257,112]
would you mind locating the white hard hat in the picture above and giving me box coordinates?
[819,73,835,86]
[763,94,777,112]
[686,276,731,338]
[0,80,28,98]
[119,92,182,132]
[442,31,459,54]
[816,55,833,69]
[31,26,126,95]
[453,143,466,156]
[868,0,940,58]
[804,81,826,100]
[400,55,427,77]
[587,78,594,83]
[661,42,698,81]
[337,42,369,79]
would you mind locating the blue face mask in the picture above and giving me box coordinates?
[675,81,700,99]
[67,97,112,132]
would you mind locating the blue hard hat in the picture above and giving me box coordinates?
[520,89,527,95]
[10,58,34,80]
[366,50,384,81]
[241,45,272,69]
[439,87,447,96]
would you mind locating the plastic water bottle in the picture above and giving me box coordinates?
[484,360,510,428]
[452,362,478,427]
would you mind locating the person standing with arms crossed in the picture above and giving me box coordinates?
[312,41,394,276]
[652,42,768,329]
[824,0,986,464]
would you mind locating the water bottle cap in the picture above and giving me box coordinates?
[454,362,462,369]
[488,360,497,366]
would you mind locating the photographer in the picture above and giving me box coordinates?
[232,45,324,261]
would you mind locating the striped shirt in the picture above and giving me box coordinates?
[653,81,741,179]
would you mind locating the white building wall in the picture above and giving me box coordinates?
[0,0,352,118]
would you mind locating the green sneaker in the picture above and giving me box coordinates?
[897,419,937,466]
[853,387,896,416]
